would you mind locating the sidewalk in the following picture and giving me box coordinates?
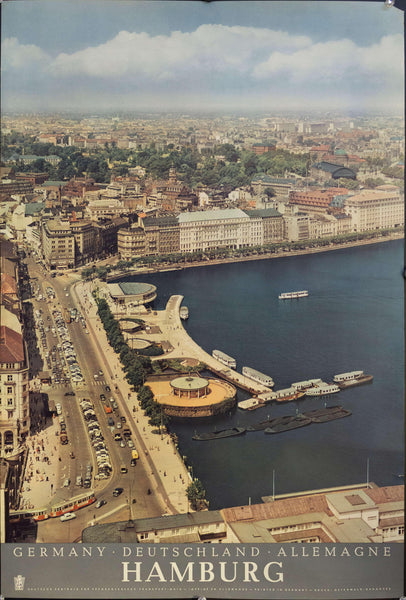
[73,281,192,515]
[19,418,61,510]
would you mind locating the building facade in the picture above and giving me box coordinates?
[344,188,404,232]
[41,219,75,269]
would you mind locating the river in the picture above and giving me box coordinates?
[123,240,404,509]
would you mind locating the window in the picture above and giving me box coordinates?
[7,387,13,394]
[7,375,13,382]
[7,398,13,406]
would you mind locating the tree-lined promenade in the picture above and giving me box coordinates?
[82,227,404,281]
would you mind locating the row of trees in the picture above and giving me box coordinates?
[95,296,169,430]
[82,227,402,282]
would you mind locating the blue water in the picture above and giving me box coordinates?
[123,240,404,509]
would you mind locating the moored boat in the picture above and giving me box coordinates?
[242,366,274,388]
[212,349,237,369]
[192,427,246,441]
[305,382,340,396]
[238,398,265,411]
[268,387,305,403]
[333,371,373,388]
[264,414,312,433]
[180,306,189,320]
[302,405,352,423]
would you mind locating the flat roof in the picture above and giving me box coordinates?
[170,376,209,391]
[119,282,156,296]
[178,208,248,223]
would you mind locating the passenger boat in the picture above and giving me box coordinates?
[192,427,246,441]
[180,306,189,320]
[264,415,312,434]
[212,349,236,369]
[279,290,309,300]
[268,387,305,403]
[238,398,265,411]
[333,371,373,388]
[302,405,352,423]
[242,366,274,388]
[291,378,322,390]
[304,382,340,396]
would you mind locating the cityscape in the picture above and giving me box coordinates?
[0,0,404,558]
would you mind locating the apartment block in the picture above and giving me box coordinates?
[41,219,75,269]
[344,187,404,232]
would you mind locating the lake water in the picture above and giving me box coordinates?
[124,240,404,509]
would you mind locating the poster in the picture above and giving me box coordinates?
[0,0,404,598]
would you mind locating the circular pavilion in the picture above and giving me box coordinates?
[170,376,209,399]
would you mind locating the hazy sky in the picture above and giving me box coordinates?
[1,0,404,114]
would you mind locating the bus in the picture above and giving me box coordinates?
[9,491,96,522]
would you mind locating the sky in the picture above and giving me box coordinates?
[1,0,404,114]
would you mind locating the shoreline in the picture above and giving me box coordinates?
[109,232,404,280]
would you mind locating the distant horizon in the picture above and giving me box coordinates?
[1,1,403,115]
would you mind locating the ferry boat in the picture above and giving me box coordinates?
[305,382,340,396]
[212,349,236,369]
[333,371,373,388]
[279,290,309,300]
[291,378,322,391]
[238,398,265,411]
[192,427,246,441]
[268,387,305,403]
[180,306,189,320]
[242,366,274,388]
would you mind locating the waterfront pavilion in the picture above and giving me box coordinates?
[170,376,209,399]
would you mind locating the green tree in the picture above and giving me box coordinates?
[186,479,208,511]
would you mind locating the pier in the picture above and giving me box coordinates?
[141,295,272,396]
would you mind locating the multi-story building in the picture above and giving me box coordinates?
[117,226,146,259]
[94,217,128,258]
[0,179,34,198]
[144,216,180,255]
[69,219,96,265]
[243,208,284,243]
[41,219,75,269]
[178,208,260,253]
[289,188,349,215]
[344,187,404,232]
[0,307,30,459]
[251,175,296,198]
[283,213,310,242]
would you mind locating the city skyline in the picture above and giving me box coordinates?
[1,0,404,114]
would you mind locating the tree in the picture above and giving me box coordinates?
[264,187,276,199]
[186,479,208,510]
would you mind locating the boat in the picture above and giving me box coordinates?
[333,371,373,388]
[238,398,265,411]
[304,382,340,396]
[291,378,322,390]
[264,415,312,433]
[302,405,352,423]
[247,415,294,432]
[242,366,274,388]
[180,306,189,320]
[212,349,237,369]
[192,427,246,441]
[268,387,305,403]
[279,290,309,300]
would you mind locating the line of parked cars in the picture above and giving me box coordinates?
[53,308,84,384]
[79,398,112,480]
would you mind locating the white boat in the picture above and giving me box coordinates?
[291,378,322,390]
[333,370,364,383]
[279,290,309,300]
[242,366,274,388]
[238,398,264,411]
[305,383,340,396]
[212,349,236,369]
[180,306,189,320]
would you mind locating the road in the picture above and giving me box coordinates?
[22,255,163,542]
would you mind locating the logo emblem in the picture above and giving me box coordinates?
[14,575,25,591]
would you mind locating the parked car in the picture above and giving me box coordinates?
[113,487,123,497]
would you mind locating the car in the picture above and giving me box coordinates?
[120,440,126,448]
[62,478,70,487]
[100,394,106,401]
[96,499,107,509]
[130,458,137,467]
[60,512,76,522]
[120,416,126,423]
[112,487,123,497]
[127,439,134,448]
[99,370,103,376]
[64,391,75,396]
[116,422,122,429]
[105,385,111,392]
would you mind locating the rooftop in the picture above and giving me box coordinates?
[178,208,248,223]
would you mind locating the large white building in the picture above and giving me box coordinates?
[344,187,404,232]
[178,208,263,252]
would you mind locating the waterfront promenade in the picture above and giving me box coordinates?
[72,282,192,515]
